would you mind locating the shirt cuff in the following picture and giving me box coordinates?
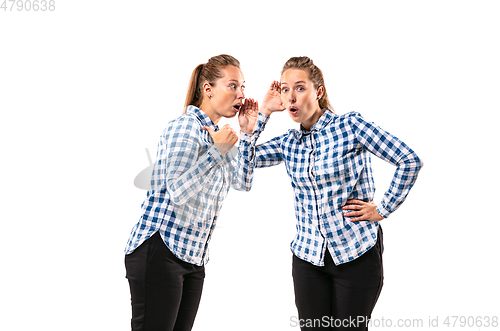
[239,131,253,142]
[238,132,255,162]
[254,112,270,133]
[376,204,390,219]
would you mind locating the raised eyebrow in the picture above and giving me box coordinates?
[228,79,245,84]
[281,81,306,86]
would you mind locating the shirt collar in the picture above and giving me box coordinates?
[293,109,335,141]
[186,105,219,131]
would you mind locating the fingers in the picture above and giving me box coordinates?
[346,199,365,205]
[342,200,383,222]
[221,125,238,145]
[342,200,365,211]
[344,208,368,222]
[270,81,281,93]
[239,98,259,134]
[243,98,258,110]
[342,204,362,210]
[202,126,215,135]
[250,99,258,111]
[239,99,259,124]
[203,124,239,157]
[230,132,238,145]
[204,125,237,143]
[219,127,238,155]
[241,98,252,111]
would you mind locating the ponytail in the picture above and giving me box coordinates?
[183,54,241,114]
[184,64,204,113]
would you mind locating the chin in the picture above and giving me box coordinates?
[224,111,238,118]
[288,114,301,123]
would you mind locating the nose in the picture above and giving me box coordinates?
[237,87,245,100]
[288,90,296,104]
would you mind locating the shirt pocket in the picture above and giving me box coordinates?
[317,148,365,184]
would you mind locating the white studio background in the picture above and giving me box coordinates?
[1,1,499,330]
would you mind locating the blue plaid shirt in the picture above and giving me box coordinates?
[125,106,256,266]
[253,110,423,266]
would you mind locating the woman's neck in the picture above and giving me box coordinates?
[301,107,323,130]
[199,102,221,125]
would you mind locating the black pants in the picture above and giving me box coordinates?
[292,227,384,331]
[125,232,205,331]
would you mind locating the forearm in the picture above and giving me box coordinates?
[376,152,423,217]
[252,112,270,140]
[229,132,256,191]
[230,121,284,190]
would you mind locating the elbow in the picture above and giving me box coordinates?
[415,154,424,172]
[232,179,253,192]
[243,179,253,192]
[405,151,423,172]
[234,183,252,192]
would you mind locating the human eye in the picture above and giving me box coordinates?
[229,83,237,89]
[241,85,246,91]
[296,86,305,92]
[281,87,289,93]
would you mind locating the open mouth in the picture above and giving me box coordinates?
[289,106,299,115]
[232,104,242,112]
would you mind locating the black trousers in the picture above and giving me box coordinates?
[292,227,384,331]
[125,232,205,331]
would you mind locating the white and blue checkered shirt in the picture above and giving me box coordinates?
[124,106,256,266]
[254,110,423,266]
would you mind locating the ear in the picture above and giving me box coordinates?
[316,86,325,100]
[203,81,212,99]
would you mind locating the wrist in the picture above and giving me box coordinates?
[260,108,273,116]
[214,143,230,156]
[375,205,389,219]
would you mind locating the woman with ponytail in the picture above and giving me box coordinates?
[124,54,259,331]
[256,56,423,330]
